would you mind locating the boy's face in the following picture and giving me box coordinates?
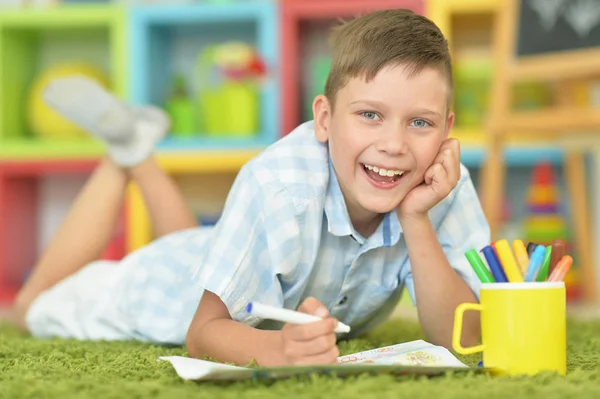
[313,65,454,229]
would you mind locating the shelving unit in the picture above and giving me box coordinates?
[0,0,594,304]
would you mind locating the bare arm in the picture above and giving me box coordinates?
[401,215,480,348]
[186,291,339,366]
[186,291,283,366]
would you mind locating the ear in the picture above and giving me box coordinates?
[444,110,455,139]
[312,94,332,143]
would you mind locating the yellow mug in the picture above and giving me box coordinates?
[453,282,566,376]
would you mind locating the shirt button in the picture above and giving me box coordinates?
[338,296,348,305]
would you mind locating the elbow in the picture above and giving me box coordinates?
[429,323,480,351]
[453,322,481,349]
[459,328,480,348]
[186,322,206,359]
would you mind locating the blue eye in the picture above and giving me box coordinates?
[411,119,431,128]
[362,111,381,121]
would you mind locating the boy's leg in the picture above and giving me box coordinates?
[13,158,128,329]
[12,76,196,330]
[128,157,197,238]
[46,75,196,237]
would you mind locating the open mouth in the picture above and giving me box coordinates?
[361,163,406,187]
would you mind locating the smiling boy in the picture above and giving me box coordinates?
[13,9,487,367]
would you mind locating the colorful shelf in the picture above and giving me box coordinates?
[0,0,593,304]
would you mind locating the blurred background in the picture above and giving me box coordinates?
[1,0,600,313]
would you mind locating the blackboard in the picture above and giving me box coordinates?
[517,0,600,57]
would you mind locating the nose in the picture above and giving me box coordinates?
[375,126,408,155]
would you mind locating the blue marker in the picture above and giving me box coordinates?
[482,245,508,283]
[524,245,547,282]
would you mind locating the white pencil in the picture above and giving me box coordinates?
[246,302,351,333]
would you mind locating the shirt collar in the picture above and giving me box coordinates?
[324,158,402,247]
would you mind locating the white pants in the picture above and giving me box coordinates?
[25,228,209,345]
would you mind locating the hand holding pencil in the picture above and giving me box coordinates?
[247,298,342,366]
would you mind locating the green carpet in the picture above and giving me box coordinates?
[1,318,599,399]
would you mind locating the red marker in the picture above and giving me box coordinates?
[549,239,565,275]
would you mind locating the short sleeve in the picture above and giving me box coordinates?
[191,163,302,326]
[401,165,490,303]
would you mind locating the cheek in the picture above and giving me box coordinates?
[332,127,364,161]
[413,145,441,173]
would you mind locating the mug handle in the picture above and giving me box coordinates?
[452,303,485,355]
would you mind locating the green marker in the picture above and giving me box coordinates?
[536,246,553,281]
[465,249,495,283]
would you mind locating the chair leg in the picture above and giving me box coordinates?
[480,135,505,240]
[564,151,595,302]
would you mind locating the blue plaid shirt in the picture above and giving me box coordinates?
[191,121,490,336]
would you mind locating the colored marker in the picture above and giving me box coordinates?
[482,245,508,283]
[246,301,351,334]
[491,241,500,258]
[494,239,524,282]
[524,245,547,282]
[465,249,495,283]
[512,240,530,275]
[549,239,565,275]
[548,255,573,282]
[536,246,553,282]
[526,242,538,257]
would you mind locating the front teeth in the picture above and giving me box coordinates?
[363,164,404,177]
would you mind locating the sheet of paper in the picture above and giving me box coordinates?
[337,340,468,368]
[158,356,252,381]
[159,340,470,381]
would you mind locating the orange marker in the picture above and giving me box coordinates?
[494,239,524,282]
[512,239,530,275]
[548,255,573,282]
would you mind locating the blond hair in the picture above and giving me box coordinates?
[324,9,453,110]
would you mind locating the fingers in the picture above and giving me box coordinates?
[280,318,339,365]
[432,138,460,185]
[282,325,338,356]
[282,317,337,340]
[297,296,329,318]
[280,297,340,365]
[292,346,340,365]
[424,163,448,188]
